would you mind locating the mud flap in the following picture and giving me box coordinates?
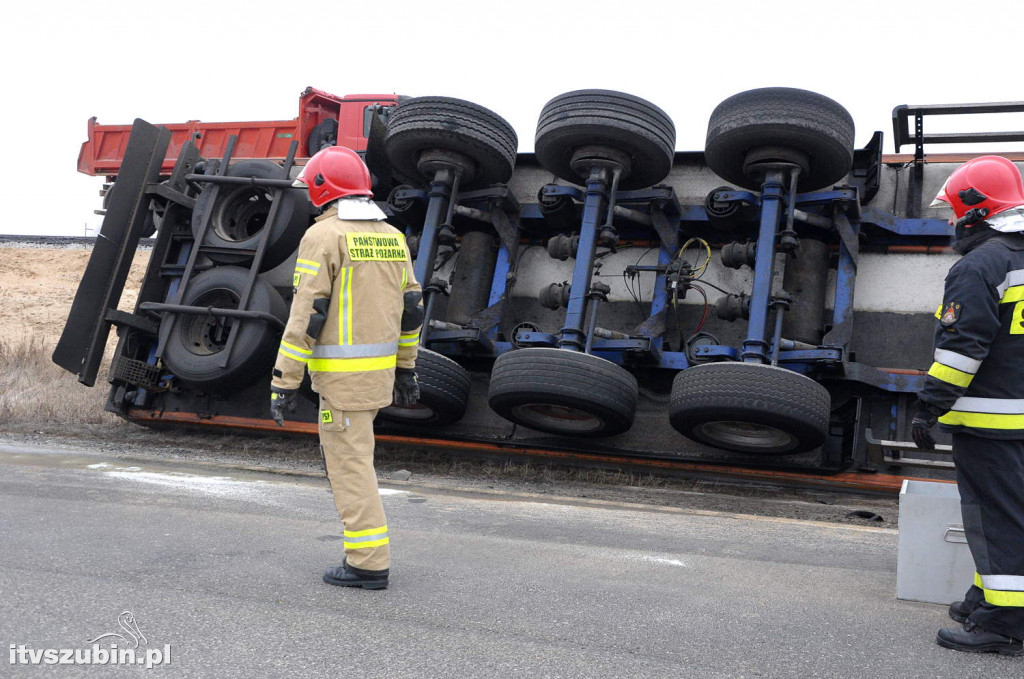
[52,119,170,386]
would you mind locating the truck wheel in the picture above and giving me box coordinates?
[383,96,518,188]
[161,266,286,392]
[307,118,338,155]
[534,90,676,190]
[669,362,831,454]
[704,87,855,192]
[377,349,471,426]
[488,348,638,437]
[192,159,311,271]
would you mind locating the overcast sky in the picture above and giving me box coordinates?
[3,0,1024,237]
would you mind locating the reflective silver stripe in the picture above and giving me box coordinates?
[343,532,389,544]
[996,269,1024,298]
[278,345,311,362]
[933,348,982,374]
[949,397,1024,414]
[980,574,1024,591]
[311,342,398,358]
[339,267,351,345]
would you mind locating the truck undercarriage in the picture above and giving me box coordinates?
[54,86,1024,483]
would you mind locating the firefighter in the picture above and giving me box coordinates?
[913,155,1024,655]
[269,145,422,590]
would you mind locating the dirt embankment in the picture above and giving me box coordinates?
[0,242,151,427]
[0,245,150,347]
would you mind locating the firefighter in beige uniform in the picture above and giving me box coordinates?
[269,146,422,590]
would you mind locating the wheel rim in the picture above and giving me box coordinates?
[695,420,797,452]
[381,403,436,421]
[181,289,238,356]
[511,403,605,434]
[213,187,271,242]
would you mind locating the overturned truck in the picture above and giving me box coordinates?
[55,85,1024,480]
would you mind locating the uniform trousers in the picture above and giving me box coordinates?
[952,432,1024,639]
[318,398,390,571]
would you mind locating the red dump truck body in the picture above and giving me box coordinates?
[77,87,402,176]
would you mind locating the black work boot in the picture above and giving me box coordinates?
[948,600,971,624]
[936,621,1024,656]
[323,559,389,590]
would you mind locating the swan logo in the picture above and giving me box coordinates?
[9,610,171,668]
[87,611,148,649]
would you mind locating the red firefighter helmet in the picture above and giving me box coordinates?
[293,146,373,207]
[932,155,1024,221]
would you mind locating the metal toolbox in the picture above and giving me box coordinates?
[897,479,976,605]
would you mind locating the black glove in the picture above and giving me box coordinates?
[270,387,297,426]
[393,368,420,407]
[911,401,942,451]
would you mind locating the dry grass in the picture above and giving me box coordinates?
[0,339,124,427]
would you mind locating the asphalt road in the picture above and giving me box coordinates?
[0,441,1018,678]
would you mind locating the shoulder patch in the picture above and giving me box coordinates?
[940,301,962,327]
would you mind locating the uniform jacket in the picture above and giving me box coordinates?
[271,203,421,410]
[919,233,1024,439]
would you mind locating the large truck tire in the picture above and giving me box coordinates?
[383,97,518,188]
[488,348,638,437]
[704,87,855,192]
[307,118,338,155]
[161,266,286,392]
[669,362,831,454]
[377,349,471,426]
[192,159,311,271]
[534,90,676,190]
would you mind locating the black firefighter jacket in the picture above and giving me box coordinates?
[919,233,1024,439]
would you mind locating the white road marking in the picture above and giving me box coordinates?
[104,471,261,496]
[103,468,408,500]
[634,555,689,568]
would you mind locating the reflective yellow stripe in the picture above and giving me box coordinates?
[294,266,319,275]
[344,525,388,538]
[983,588,1024,607]
[935,304,943,320]
[344,537,390,550]
[338,267,350,345]
[401,267,408,290]
[1000,285,1024,304]
[278,341,312,363]
[939,411,1024,429]
[398,332,419,347]
[974,573,1024,607]
[280,341,312,356]
[345,265,353,345]
[927,362,974,388]
[296,258,320,270]
[308,355,397,372]
[278,350,309,363]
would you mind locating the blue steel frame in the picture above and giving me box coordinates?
[397,172,952,396]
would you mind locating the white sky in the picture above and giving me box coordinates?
[3,0,1024,236]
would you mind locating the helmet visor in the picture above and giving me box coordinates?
[930,176,951,208]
